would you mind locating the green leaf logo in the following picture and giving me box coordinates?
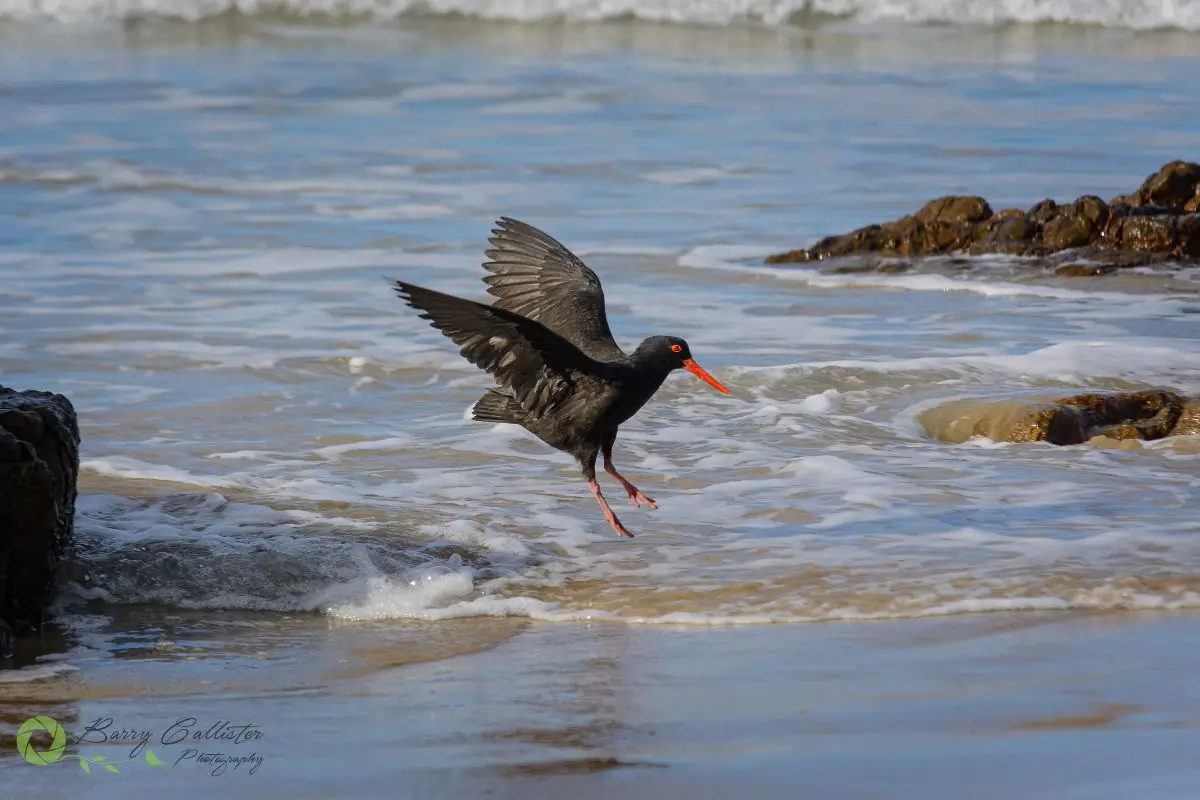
[16,716,67,766]
[145,749,166,767]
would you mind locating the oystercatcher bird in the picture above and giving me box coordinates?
[391,218,730,538]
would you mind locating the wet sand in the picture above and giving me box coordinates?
[5,610,1199,797]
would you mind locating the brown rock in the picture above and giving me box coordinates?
[974,213,1037,255]
[1002,390,1187,445]
[1133,160,1200,210]
[995,208,1025,220]
[1171,402,1200,436]
[878,216,925,256]
[764,248,811,264]
[1042,214,1094,250]
[1101,203,1132,243]
[915,195,993,225]
[1007,404,1090,446]
[1072,195,1110,228]
[1118,215,1176,252]
[1178,214,1200,258]
[928,220,977,251]
[832,261,910,274]
[1097,423,1146,441]
[1040,196,1109,250]
[1026,199,1059,226]
[1057,390,1183,441]
[1055,263,1117,277]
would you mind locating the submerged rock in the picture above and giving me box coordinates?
[921,390,1199,447]
[0,387,80,657]
[766,160,1200,269]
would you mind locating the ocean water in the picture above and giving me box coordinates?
[0,0,1199,722]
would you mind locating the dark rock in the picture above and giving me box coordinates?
[832,260,910,274]
[1132,160,1200,211]
[1042,214,1093,250]
[1042,197,1109,250]
[1008,390,1185,445]
[1178,214,1200,258]
[1072,195,1110,228]
[1117,215,1176,252]
[973,213,1037,255]
[1026,199,1060,227]
[0,387,79,641]
[915,195,993,225]
[878,216,924,255]
[1007,404,1091,446]
[1172,402,1200,436]
[763,248,811,264]
[1055,263,1117,277]
[1063,246,1173,269]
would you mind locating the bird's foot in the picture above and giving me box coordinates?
[605,512,636,539]
[589,478,636,538]
[624,486,657,510]
[604,462,657,510]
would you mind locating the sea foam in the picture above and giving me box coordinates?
[2,0,1198,29]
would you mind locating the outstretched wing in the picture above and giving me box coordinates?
[393,280,600,418]
[482,217,625,362]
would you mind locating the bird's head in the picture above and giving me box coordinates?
[638,336,730,395]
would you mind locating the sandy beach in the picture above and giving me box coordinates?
[4,610,1199,797]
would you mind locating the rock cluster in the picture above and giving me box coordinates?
[767,160,1200,273]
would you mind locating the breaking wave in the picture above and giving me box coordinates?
[3,0,1199,30]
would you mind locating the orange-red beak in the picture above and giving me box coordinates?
[683,358,730,395]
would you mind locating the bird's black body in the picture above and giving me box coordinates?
[392,218,729,538]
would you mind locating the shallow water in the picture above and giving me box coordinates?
[1,11,1200,789]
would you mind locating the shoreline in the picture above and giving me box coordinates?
[4,608,1199,797]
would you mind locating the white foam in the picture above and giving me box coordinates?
[740,262,1185,304]
[71,493,490,613]
[642,166,748,185]
[0,663,81,682]
[747,340,1200,392]
[323,582,1200,625]
[82,456,234,489]
[3,0,1197,28]
[312,435,414,460]
[316,570,478,621]
[418,518,534,557]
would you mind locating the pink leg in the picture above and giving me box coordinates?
[587,479,635,538]
[603,455,657,510]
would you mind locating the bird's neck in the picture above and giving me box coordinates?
[625,344,675,393]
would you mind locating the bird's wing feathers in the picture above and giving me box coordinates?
[393,280,599,418]
[482,217,625,362]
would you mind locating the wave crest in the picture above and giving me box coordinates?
[2,0,1199,29]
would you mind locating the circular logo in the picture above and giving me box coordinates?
[16,716,67,766]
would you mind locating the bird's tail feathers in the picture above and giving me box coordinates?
[471,388,524,424]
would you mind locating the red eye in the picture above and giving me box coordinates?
[670,344,682,353]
